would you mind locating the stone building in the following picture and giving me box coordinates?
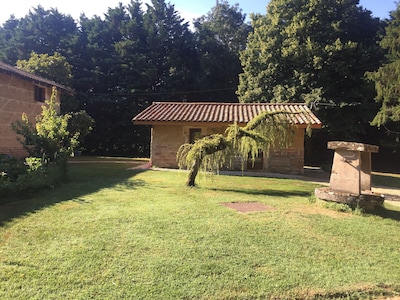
[0,62,73,157]
[133,102,322,175]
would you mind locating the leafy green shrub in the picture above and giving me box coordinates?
[12,88,73,164]
[0,154,26,181]
[1,88,92,202]
[0,155,67,202]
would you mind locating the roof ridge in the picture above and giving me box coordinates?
[153,101,308,105]
[133,102,321,128]
[0,61,74,94]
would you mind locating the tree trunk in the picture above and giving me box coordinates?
[186,157,202,187]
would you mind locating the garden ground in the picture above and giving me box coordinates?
[0,159,399,299]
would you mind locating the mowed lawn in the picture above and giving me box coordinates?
[1,162,400,299]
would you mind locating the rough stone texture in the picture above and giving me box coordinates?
[328,141,379,153]
[150,124,306,175]
[329,149,362,195]
[266,128,305,174]
[315,187,384,211]
[0,73,59,157]
[328,142,378,195]
[315,141,384,211]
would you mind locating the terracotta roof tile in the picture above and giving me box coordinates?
[133,102,322,128]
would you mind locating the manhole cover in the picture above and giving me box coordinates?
[221,202,275,213]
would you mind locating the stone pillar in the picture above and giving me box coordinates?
[327,141,379,195]
[315,141,384,211]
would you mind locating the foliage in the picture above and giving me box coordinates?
[70,0,197,156]
[177,110,293,186]
[0,155,65,200]
[0,164,400,298]
[0,0,254,156]
[67,110,95,149]
[3,89,94,198]
[16,52,73,86]
[0,6,78,64]
[0,155,26,182]
[13,87,75,164]
[367,4,400,142]
[237,0,384,140]
[193,0,251,101]
[0,0,394,156]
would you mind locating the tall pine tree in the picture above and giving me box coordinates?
[193,1,251,101]
[368,4,400,142]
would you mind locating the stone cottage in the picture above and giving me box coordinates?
[0,62,73,157]
[133,102,322,175]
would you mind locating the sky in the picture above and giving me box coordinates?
[0,0,397,26]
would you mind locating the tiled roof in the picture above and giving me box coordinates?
[133,102,322,128]
[0,62,74,94]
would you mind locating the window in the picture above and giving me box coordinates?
[34,85,45,102]
[189,128,202,143]
[247,151,264,170]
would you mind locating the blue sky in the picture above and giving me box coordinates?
[0,0,397,25]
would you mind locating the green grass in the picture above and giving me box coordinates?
[1,163,400,299]
[68,155,149,163]
[372,171,400,188]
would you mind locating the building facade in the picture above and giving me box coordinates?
[0,62,73,157]
[133,102,322,175]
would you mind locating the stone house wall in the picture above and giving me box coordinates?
[0,73,59,157]
[150,124,306,175]
[266,128,305,174]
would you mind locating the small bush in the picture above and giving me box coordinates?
[1,88,92,203]
[0,155,67,203]
[0,154,26,181]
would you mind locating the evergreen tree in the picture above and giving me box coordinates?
[71,0,197,156]
[237,0,384,140]
[0,6,78,64]
[194,1,251,101]
[143,0,197,100]
[367,4,400,141]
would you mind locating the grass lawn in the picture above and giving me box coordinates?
[1,162,400,299]
[372,171,400,189]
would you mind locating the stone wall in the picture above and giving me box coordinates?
[150,124,306,175]
[150,125,184,168]
[0,73,55,157]
[265,128,305,175]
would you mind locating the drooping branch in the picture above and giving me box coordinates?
[177,110,294,186]
[177,134,230,186]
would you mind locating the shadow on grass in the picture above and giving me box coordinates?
[309,283,400,300]
[206,186,312,198]
[373,205,400,221]
[0,163,148,227]
[372,172,400,189]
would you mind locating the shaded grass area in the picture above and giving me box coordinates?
[69,156,149,162]
[0,164,400,299]
[372,171,400,189]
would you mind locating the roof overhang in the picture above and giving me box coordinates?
[0,62,74,95]
[133,102,322,129]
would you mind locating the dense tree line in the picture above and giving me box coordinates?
[0,0,398,162]
[239,0,383,139]
[0,0,249,156]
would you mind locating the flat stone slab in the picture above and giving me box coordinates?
[221,202,275,213]
[315,187,384,211]
[327,141,379,153]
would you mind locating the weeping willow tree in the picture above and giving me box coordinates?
[177,110,294,186]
